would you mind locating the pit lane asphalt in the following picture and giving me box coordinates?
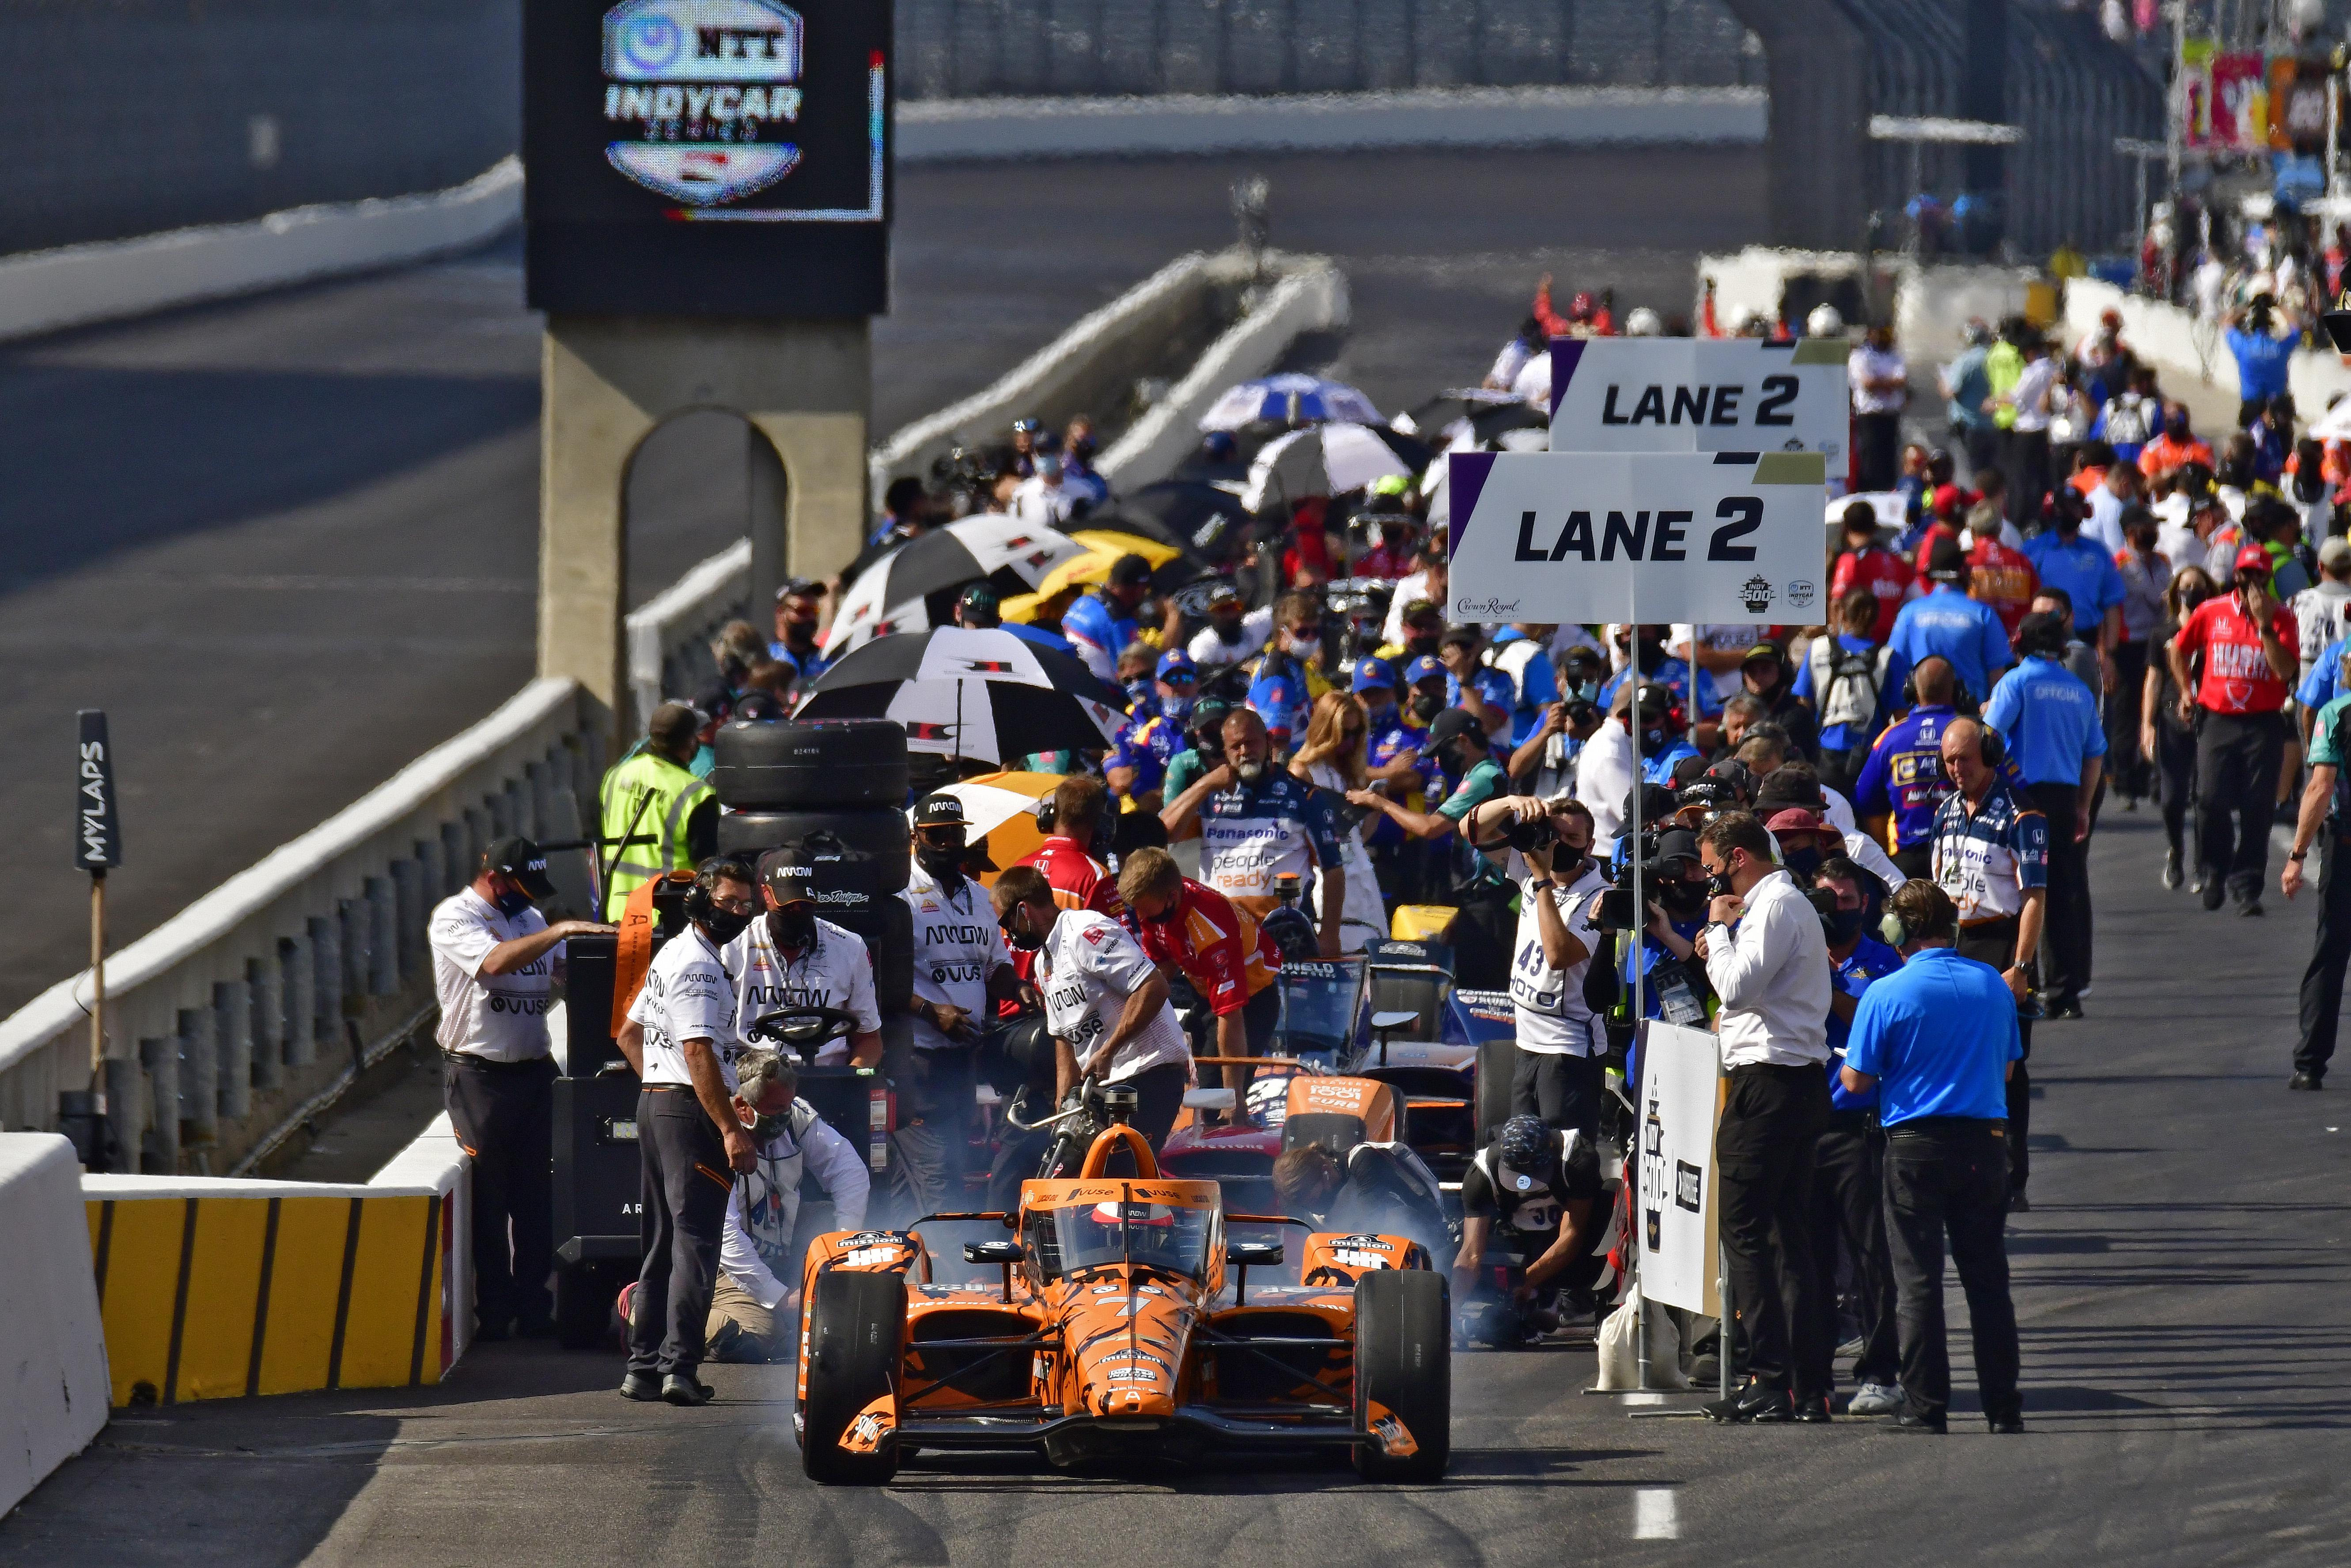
[8,812,2346,1567]
[0,144,1758,1016]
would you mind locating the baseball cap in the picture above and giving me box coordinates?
[1189,696,1232,736]
[912,793,968,830]
[1419,707,1488,758]
[481,836,556,900]
[1764,806,1828,837]
[1741,639,1783,668]
[1109,554,1154,589]
[1206,581,1242,609]
[1438,624,1482,651]
[1926,536,1969,582]
[1753,768,1825,813]
[1155,649,1197,682]
[1352,656,1398,693]
[2236,542,2274,577]
[1404,654,1445,687]
[958,582,1000,618]
[757,845,818,903]
[2322,536,2351,571]
[1401,599,1443,630]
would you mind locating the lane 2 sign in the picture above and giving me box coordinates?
[1547,336,1847,487]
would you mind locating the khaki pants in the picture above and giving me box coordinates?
[704,1277,784,1364]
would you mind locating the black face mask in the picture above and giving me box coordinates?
[1001,909,1044,951]
[1659,879,1711,920]
[1411,691,1444,722]
[1143,901,1181,924]
[1825,906,1867,945]
[1704,869,1735,899]
[1780,846,1824,882]
[915,841,965,883]
[492,888,535,917]
[700,904,755,946]
[767,903,817,949]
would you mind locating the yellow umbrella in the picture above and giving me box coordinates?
[1001,531,1183,623]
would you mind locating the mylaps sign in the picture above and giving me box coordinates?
[525,0,891,316]
[1547,336,1848,485]
[75,710,121,871]
[1445,450,1827,624]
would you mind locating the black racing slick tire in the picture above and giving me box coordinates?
[800,1269,905,1485]
[1352,1268,1451,1482]
[712,719,909,811]
[1474,1039,1517,1147]
[716,807,912,902]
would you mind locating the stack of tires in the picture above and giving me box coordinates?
[710,719,914,1012]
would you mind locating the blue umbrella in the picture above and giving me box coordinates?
[1199,373,1382,432]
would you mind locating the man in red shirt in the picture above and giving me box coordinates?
[1965,505,2038,639]
[1118,846,1283,1120]
[2169,544,2299,913]
[1829,502,1916,643]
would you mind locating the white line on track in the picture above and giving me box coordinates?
[1634,1488,1679,1540]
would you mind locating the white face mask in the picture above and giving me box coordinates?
[1287,633,1321,661]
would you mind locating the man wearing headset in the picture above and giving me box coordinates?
[1930,718,2048,1213]
[614,857,761,1406]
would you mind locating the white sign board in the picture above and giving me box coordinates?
[1636,1020,1723,1316]
[1444,449,1829,624]
[1547,336,1849,485]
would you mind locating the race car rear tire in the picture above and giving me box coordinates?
[1352,1268,1450,1482]
[716,807,913,903]
[711,719,909,810]
[800,1269,905,1485]
[1474,1039,1517,1147]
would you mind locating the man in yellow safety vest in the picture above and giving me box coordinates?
[600,703,718,919]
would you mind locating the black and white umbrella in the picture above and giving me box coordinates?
[796,627,1130,763]
[826,514,1090,654]
[1239,421,1435,513]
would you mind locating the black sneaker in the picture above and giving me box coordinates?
[2200,877,2226,911]
[1793,1396,1834,1424]
[662,1373,716,1406]
[619,1371,662,1402]
[1703,1381,1792,1424]
[2290,1071,2324,1091]
[1987,1414,2025,1434]
[1891,1408,1948,1434]
[2007,1190,2032,1214]
[2047,1001,2083,1020]
[2239,899,2265,918]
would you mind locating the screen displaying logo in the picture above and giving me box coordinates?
[602,0,805,204]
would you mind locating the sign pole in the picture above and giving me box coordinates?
[89,871,104,1078]
[69,710,123,1171]
[1628,580,1655,1392]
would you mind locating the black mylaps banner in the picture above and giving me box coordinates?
[76,710,121,870]
[524,0,893,316]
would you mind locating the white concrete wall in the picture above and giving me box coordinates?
[2059,275,2351,420]
[0,1135,109,1517]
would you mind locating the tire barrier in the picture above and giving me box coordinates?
[711,719,909,811]
[715,808,915,916]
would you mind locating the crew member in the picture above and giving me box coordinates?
[1106,651,1199,809]
[599,702,718,919]
[1881,537,2015,707]
[427,837,612,1340]
[705,1047,871,1363]
[2283,673,2351,1089]
[1453,1115,1607,1339]
[2169,544,2299,914]
[616,858,760,1406]
[992,865,1194,1149]
[1459,794,1610,1134]
[1017,777,1128,923]
[1852,655,1962,880]
[729,846,883,1069]
[1983,611,2105,1017]
[1064,552,1156,683]
[901,796,1026,1213]
[1162,707,1348,958]
[1840,879,2025,1435]
[1118,846,1283,1119]
[1931,718,2047,1211]
[1695,811,1836,1424]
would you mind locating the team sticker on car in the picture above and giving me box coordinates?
[842,1394,895,1454]
[1365,1400,1420,1458]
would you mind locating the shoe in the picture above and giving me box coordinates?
[2290,1071,2324,1091]
[1890,1409,1947,1434]
[2007,1190,2032,1214]
[661,1373,715,1406]
[1793,1396,1834,1424]
[1688,1352,1721,1387]
[1987,1414,2025,1434]
[2162,848,2182,890]
[1846,1382,1905,1417]
[2239,899,2265,918]
[2047,1001,2083,1020]
[1835,1334,1865,1360]
[2200,878,2226,911]
[1703,1381,1792,1424]
[619,1371,662,1402]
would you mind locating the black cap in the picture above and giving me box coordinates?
[1438,623,1482,650]
[1753,768,1825,813]
[1190,696,1232,736]
[913,793,968,829]
[1420,707,1488,757]
[1741,639,1783,666]
[1109,553,1153,588]
[958,582,1000,619]
[481,836,556,900]
[757,845,817,904]
[1703,758,1756,801]
[1926,536,1968,582]
[1653,825,1703,870]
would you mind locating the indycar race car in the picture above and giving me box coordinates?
[792,1088,1451,1485]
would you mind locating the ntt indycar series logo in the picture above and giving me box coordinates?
[601,0,804,204]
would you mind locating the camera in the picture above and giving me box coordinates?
[1594,824,1708,931]
[1502,814,1556,854]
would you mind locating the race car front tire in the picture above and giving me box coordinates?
[1473,1038,1516,1146]
[800,1269,905,1485]
[1352,1268,1451,1482]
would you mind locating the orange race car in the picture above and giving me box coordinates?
[792,1093,1452,1485]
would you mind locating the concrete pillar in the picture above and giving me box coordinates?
[310,915,342,1046]
[441,822,469,899]
[249,957,282,1092]
[393,857,425,979]
[365,877,398,995]
[1719,0,1871,252]
[178,1006,217,1144]
[214,979,251,1122]
[139,1036,179,1171]
[103,1055,143,1173]
[281,933,316,1068]
[538,315,871,750]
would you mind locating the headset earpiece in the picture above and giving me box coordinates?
[1980,727,2005,768]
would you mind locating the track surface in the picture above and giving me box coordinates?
[0,145,1759,1014]
[7,817,2347,1566]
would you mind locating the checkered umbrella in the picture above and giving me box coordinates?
[826,514,1091,654]
[795,627,1130,763]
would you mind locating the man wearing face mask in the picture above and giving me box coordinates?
[1165,707,1348,959]
[615,857,761,1406]
[1347,708,1516,987]
[428,837,615,1341]
[1485,622,1565,748]
[1064,552,1156,684]
[1189,581,1274,672]
[769,579,833,686]
[1119,847,1283,1120]
[729,846,884,1070]
[1246,591,1336,752]
[1106,651,1199,810]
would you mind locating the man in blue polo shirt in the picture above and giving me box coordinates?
[1853,655,1962,881]
[1840,877,2024,1435]
[1983,611,2106,1019]
[2022,495,2124,680]
[1881,538,2015,707]
[1105,650,1200,810]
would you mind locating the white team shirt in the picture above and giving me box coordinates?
[724,915,881,1068]
[903,864,1011,1052]
[719,1101,872,1309]
[1509,864,1609,1056]
[428,888,560,1062]
[1010,476,1079,526]
[1037,910,1191,1082]
[629,926,741,1088]
[1700,869,1832,1069]
[1190,606,1273,670]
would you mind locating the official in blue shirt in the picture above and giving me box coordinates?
[1852,655,1964,877]
[1487,624,1563,747]
[1981,612,2103,1017]
[1813,857,1903,1407]
[2224,298,2297,419]
[1839,877,2023,1435]
[1880,539,2013,707]
[2022,506,2126,647]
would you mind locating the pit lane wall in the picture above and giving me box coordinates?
[0,1136,109,1517]
[2059,276,2351,416]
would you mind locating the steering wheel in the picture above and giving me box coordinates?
[745,1005,863,1063]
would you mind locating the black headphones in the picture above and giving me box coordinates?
[680,858,754,926]
[1980,726,2006,768]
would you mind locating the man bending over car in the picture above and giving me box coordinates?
[1455,1115,1607,1340]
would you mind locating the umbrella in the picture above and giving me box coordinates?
[996,529,1203,624]
[1240,421,1434,513]
[826,515,1090,653]
[797,627,1129,764]
[1108,481,1253,560]
[1395,389,1550,447]
[1199,373,1382,432]
[908,771,1062,887]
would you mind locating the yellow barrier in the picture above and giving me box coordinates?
[84,1182,453,1407]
